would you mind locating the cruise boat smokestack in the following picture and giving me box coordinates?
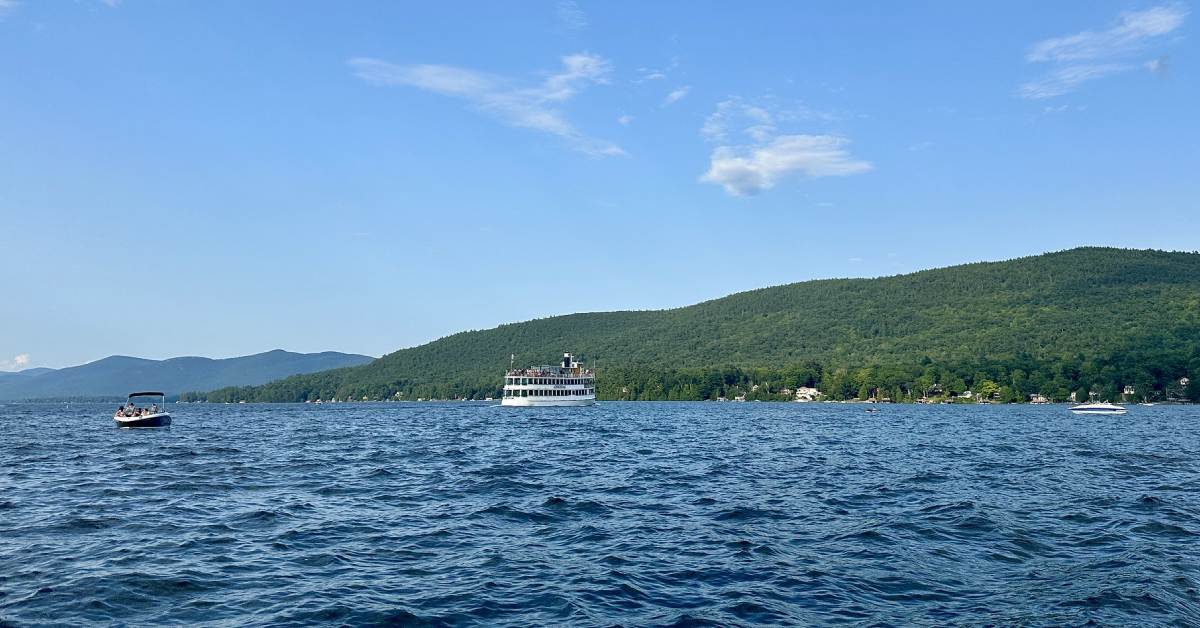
[562,352,571,369]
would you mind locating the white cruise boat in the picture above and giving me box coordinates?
[501,353,595,407]
[1069,401,1127,415]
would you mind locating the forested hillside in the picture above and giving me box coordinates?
[187,248,1200,403]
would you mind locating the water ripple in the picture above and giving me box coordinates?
[1,401,1199,625]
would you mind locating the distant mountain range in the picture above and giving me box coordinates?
[189,247,1200,403]
[0,350,373,400]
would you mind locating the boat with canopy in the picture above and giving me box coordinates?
[114,391,172,427]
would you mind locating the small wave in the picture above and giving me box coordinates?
[1131,521,1197,537]
[475,504,556,524]
[835,528,892,543]
[713,506,784,522]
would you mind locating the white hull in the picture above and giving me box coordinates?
[1070,402,1126,415]
[501,397,595,407]
[114,411,172,427]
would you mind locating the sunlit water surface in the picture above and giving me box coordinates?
[2,402,1199,626]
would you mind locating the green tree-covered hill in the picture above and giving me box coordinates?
[188,248,1200,403]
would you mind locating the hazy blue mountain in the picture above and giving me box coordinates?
[0,367,56,382]
[0,350,373,400]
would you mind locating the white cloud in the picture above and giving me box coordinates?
[848,257,864,263]
[1146,56,1169,75]
[0,0,18,18]
[617,114,633,125]
[699,97,870,196]
[1027,5,1186,63]
[662,86,690,106]
[349,54,625,157]
[99,0,121,7]
[556,0,586,29]
[1019,63,1130,99]
[700,135,871,196]
[0,353,30,372]
[1020,4,1187,99]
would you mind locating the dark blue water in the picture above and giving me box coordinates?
[2,402,1199,626]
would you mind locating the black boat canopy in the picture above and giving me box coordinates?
[128,391,165,398]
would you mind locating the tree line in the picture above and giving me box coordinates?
[181,350,1200,403]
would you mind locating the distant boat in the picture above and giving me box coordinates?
[1070,401,1126,415]
[114,391,172,428]
[1139,402,1156,406]
[502,352,596,407]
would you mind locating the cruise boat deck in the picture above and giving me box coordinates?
[502,353,596,406]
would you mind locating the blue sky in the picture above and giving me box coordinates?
[1,1,1197,369]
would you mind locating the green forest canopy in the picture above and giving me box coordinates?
[184,247,1200,403]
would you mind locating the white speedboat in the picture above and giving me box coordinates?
[1069,401,1126,415]
[114,391,172,427]
[501,352,596,407]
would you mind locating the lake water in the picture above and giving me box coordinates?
[1,401,1198,626]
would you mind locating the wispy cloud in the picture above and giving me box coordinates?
[0,0,19,18]
[0,353,30,372]
[1019,63,1129,99]
[617,114,633,125]
[349,53,624,157]
[662,86,690,106]
[1019,4,1187,99]
[555,0,586,30]
[699,98,870,196]
[633,58,680,84]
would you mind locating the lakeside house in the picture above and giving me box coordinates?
[793,386,823,402]
[1029,393,1051,404]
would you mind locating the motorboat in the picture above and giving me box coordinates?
[1069,401,1126,415]
[114,391,172,427]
